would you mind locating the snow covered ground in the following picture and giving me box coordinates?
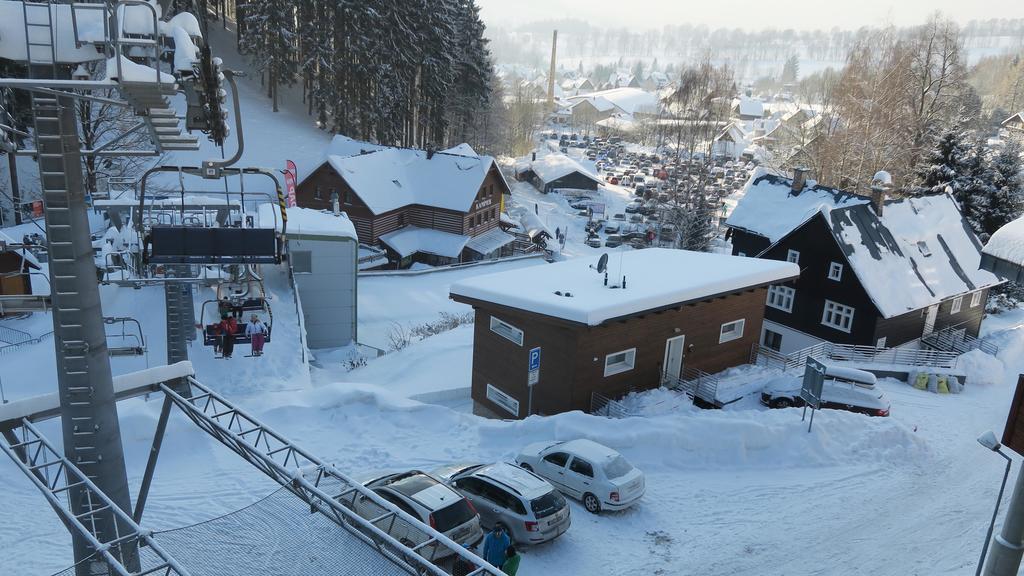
[4,247,1024,575]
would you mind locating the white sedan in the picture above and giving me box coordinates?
[515,439,644,514]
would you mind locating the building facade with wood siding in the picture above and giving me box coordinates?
[450,249,799,418]
[727,170,1002,354]
[295,137,512,265]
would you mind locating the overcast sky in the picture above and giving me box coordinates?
[476,0,1024,31]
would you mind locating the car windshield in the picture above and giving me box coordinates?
[603,455,634,479]
[529,490,566,518]
[431,499,477,533]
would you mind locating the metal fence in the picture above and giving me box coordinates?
[662,367,720,406]
[752,340,960,373]
[921,324,999,356]
[590,391,634,418]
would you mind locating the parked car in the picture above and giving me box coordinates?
[586,234,602,248]
[432,462,571,545]
[516,439,645,514]
[624,201,642,214]
[604,222,620,234]
[604,234,623,247]
[760,366,891,417]
[351,471,484,558]
[611,213,626,222]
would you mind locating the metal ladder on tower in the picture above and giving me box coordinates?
[32,94,112,542]
[22,1,58,77]
[165,265,194,364]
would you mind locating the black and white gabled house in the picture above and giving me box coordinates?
[725,169,1004,354]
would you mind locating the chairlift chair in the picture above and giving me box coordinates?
[104,317,146,356]
[199,295,273,348]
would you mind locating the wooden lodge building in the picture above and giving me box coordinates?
[296,137,515,267]
[449,249,799,418]
[0,232,40,299]
[725,169,1003,354]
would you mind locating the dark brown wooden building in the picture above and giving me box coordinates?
[450,249,799,418]
[296,137,513,266]
[726,171,1002,353]
[0,239,40,298]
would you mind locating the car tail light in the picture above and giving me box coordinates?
[876,408,890,417]
[428,513,436,529]
[525,521,539,532]
[610,491,620,502]
[464,498,477,515]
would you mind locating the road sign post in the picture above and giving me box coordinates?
[801,357,826,433]
[527,347,541,416]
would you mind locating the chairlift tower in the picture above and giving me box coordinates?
[0,1,221,573]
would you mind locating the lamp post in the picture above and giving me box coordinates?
[978,430,1014,576]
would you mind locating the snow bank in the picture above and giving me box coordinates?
[956,350,1007,387]
[266,382,930,474]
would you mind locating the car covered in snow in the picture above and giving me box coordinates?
[760,366,891,417]
[604,234,623,247]
[604,222,620,234]
[515,439,645,514]
[432,462,571,545]
[351,471,484,557]
[586,234,603,248]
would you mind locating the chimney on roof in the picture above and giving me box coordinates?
[870,170,893,218]
[791,167,808,195]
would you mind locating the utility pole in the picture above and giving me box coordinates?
[982,467,1024,576]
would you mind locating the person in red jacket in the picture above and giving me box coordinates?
[218,313,238,358]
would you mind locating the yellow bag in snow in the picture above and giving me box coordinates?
[937,375,949,394]
[913,372,929,390]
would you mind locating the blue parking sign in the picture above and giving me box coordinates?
[528,347,541,371]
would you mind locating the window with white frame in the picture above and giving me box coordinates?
[821,300,855,333]
[489,316,523,346]
[950,296,963,315]
[604,348,636,377]
[787,249,800,264]
[766,285,796,312]
[719,319,746,343]
[970,291,983,308]
[828,262,843,281]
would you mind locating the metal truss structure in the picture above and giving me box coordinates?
[0,418,191,576]
[161,377,504,576]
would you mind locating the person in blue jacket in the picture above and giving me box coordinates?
[481,525,511,568]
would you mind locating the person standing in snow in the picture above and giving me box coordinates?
[501,545,521,576]
[481,525,510,569]
[246,314,267,356]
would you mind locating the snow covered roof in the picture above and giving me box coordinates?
[450,248,799,326]
[826,193,1001,318]
[725,168,870,242]
[735,96,764,118]
[379,226,469,259]
[464,227,515,255]
[1001,111,1024,128]
[530,154,601,185]
[305,136,503,216]
[983,216,1024,264]
[566,87,659,116]
[596,115,638,132]
[259,204,356,240]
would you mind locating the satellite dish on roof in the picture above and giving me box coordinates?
[596,253,609,274]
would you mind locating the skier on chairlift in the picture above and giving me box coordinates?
[246,314,267,357]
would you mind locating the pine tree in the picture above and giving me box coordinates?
[240,0,298,112]
[781,54,799,84]
[983,139,1024,235]
[916,128,972,196]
